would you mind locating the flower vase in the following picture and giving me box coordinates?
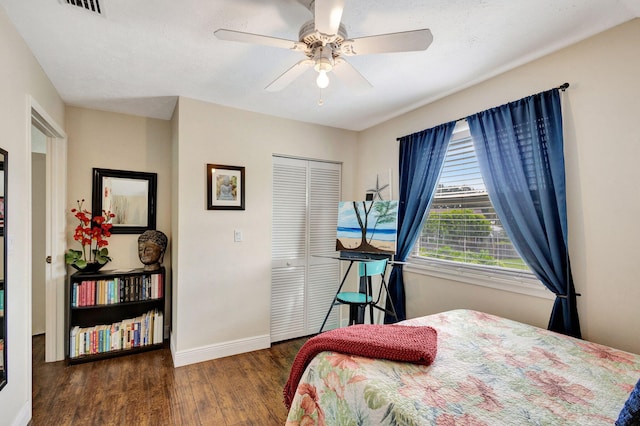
[72,262,108,274]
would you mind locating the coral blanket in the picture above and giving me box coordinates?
[283,324,438,409]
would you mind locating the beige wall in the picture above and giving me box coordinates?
[0,6,66,425]
[65,107,173,269]
[357,18,640,354]
[65,107,173,334]
[170,102,180,342]
[172,97,357,363]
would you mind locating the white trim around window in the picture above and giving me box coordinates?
[405,255,555,300]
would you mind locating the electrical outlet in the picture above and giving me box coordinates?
[234,229,243,242]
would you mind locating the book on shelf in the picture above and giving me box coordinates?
[69,309,163,359]
[71,273,164,307]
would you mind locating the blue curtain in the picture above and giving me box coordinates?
[385,121,456,323]
[466,88,581,338]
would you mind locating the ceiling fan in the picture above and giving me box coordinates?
[214,0,433,92]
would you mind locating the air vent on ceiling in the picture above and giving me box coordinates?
[62,0,103,16]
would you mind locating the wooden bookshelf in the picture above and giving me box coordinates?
[65,267,166,364]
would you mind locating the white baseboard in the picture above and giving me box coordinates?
[13,400,31,426]
[170,330,177,365]
[171,334,271,367]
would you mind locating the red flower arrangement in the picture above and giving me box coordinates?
[64,199,115,270]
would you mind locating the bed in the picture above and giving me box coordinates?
[285,309,640,425]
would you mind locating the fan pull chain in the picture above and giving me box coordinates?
[318,88,324,106]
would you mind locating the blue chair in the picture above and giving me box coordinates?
[319,259,398,332]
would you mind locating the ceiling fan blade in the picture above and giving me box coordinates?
[342,29,433,55]
[333,58,372,92]
[214,29,303,51]
[314,0,345,35]
[265,59,314,91]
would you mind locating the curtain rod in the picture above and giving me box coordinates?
[396,82,570,141]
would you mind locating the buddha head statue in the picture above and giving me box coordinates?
[138,230,168,271]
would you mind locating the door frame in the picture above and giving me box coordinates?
[28,96,67,362]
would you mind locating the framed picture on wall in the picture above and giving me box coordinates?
[92,168,157,234]
[206,164,245,210]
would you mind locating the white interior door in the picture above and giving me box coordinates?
[271,157,307,341]
[271,156,341,342]
[306,161,342,333]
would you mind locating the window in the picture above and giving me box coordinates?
[408,125,550,298]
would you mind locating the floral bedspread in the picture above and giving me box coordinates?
[285,309,640,425]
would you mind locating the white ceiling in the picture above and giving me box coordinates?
[1,0,639,131]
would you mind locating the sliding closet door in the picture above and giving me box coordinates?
[271,156,341,342]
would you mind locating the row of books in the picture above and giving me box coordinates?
[71,274,163,307]
[69,309,163,358]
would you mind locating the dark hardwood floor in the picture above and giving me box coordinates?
[31,334,307,426]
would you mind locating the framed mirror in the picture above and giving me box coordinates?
[92,168,157,234]
[0,148,7,390]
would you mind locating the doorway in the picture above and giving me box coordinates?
[31,126,46,337]
[29,98,67,362]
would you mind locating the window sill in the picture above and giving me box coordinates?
[404,257,555,300]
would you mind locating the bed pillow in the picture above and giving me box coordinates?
[617,378,640,426]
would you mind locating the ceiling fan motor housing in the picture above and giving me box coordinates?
[299,20,347,51]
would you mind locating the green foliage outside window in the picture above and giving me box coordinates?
[419,209,529,271]
[423,209,491,241]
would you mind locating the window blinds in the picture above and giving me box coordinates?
[416,135,529,271]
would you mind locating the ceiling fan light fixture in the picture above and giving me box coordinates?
[314,57,333,73]
[313,46,333,88]
[313,45,334,72]
[215,1,431,93]
[316,70,330,89]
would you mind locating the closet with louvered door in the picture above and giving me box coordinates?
[271,156,341,342]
